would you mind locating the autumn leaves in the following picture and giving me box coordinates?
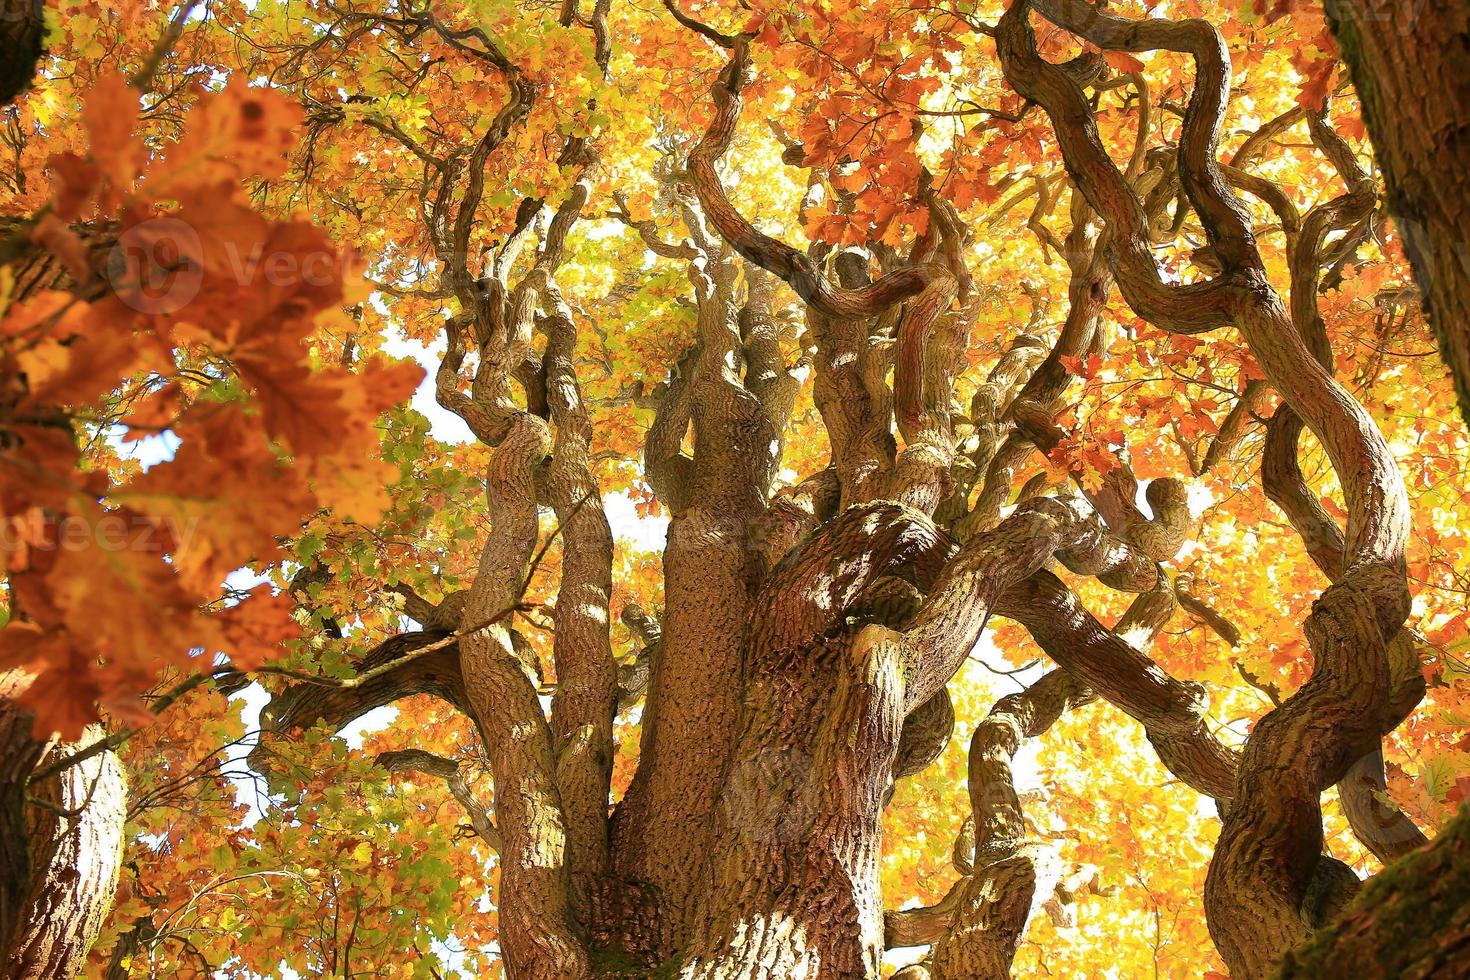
[0,74,421,737]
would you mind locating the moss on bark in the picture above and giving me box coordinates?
[1273,806,1470,979]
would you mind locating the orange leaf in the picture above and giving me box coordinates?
[146,80,304,196]
[82,69,143,204]
[30,213,93,282]
[1103,51,1146,74]
[1296,57,1336,111]
[0,625,106,739]
[121,406,315,593]
[211,587,300,671]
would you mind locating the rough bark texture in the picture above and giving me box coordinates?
[0,691,45,963]
[930,671,1084,979]
[1273,804,1470,979]
[997,3,1416,975]
[1324,1,1470,429]
[107,1,1457,976]
[0,681,126,980]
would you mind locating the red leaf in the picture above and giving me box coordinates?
[1296,57,1336,111]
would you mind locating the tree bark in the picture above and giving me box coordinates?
[996,5,1415,974]
[168,4,1464,975]
[1325,1,1470,429]
[0,681,126,980]
[1272,805,1470,979]
[0,0,45,107]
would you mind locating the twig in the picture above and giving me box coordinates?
[27,672,214,785]
[660,0,739,48]
[130,0,205,91]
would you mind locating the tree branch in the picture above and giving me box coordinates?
[377,749,501,852]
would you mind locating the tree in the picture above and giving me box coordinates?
[1322,0,1470,430]
[0,0,1467,978]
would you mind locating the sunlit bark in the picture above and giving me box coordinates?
[1,683,125,980]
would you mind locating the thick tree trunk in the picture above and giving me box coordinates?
[0,0,45,107]
[640,503,940,977]
[1325,1,1470,429]
[677,635,905,978]
[1272,805,1470,979]
[0,682,126,980]
[0,693,46,964]
[190,3,1462,974]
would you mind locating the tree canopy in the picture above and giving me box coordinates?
[1,0,1468,977]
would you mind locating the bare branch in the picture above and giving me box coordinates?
[377,749,501,852]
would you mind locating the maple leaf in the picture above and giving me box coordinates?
[1296,56,1337,111]
[1447,776,1470,806]
[1060,353,1104,379]
[139,214,358,356]
[47,152,103,221]
[210,586,300,671]
[234,354,422,517]
[0,425,94,517]
[15,303,152,407]
[234,355,350,457]
[1078,445,1121,493]
[146,80,304,196]
[118,406,316,593]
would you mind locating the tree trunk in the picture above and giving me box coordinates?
[1272,804,1470,979]
[0,681,127,980]
[0,0,45,106]
[676,633,905,978]
[189,2,1467,972]
[1325,1,1470,429]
